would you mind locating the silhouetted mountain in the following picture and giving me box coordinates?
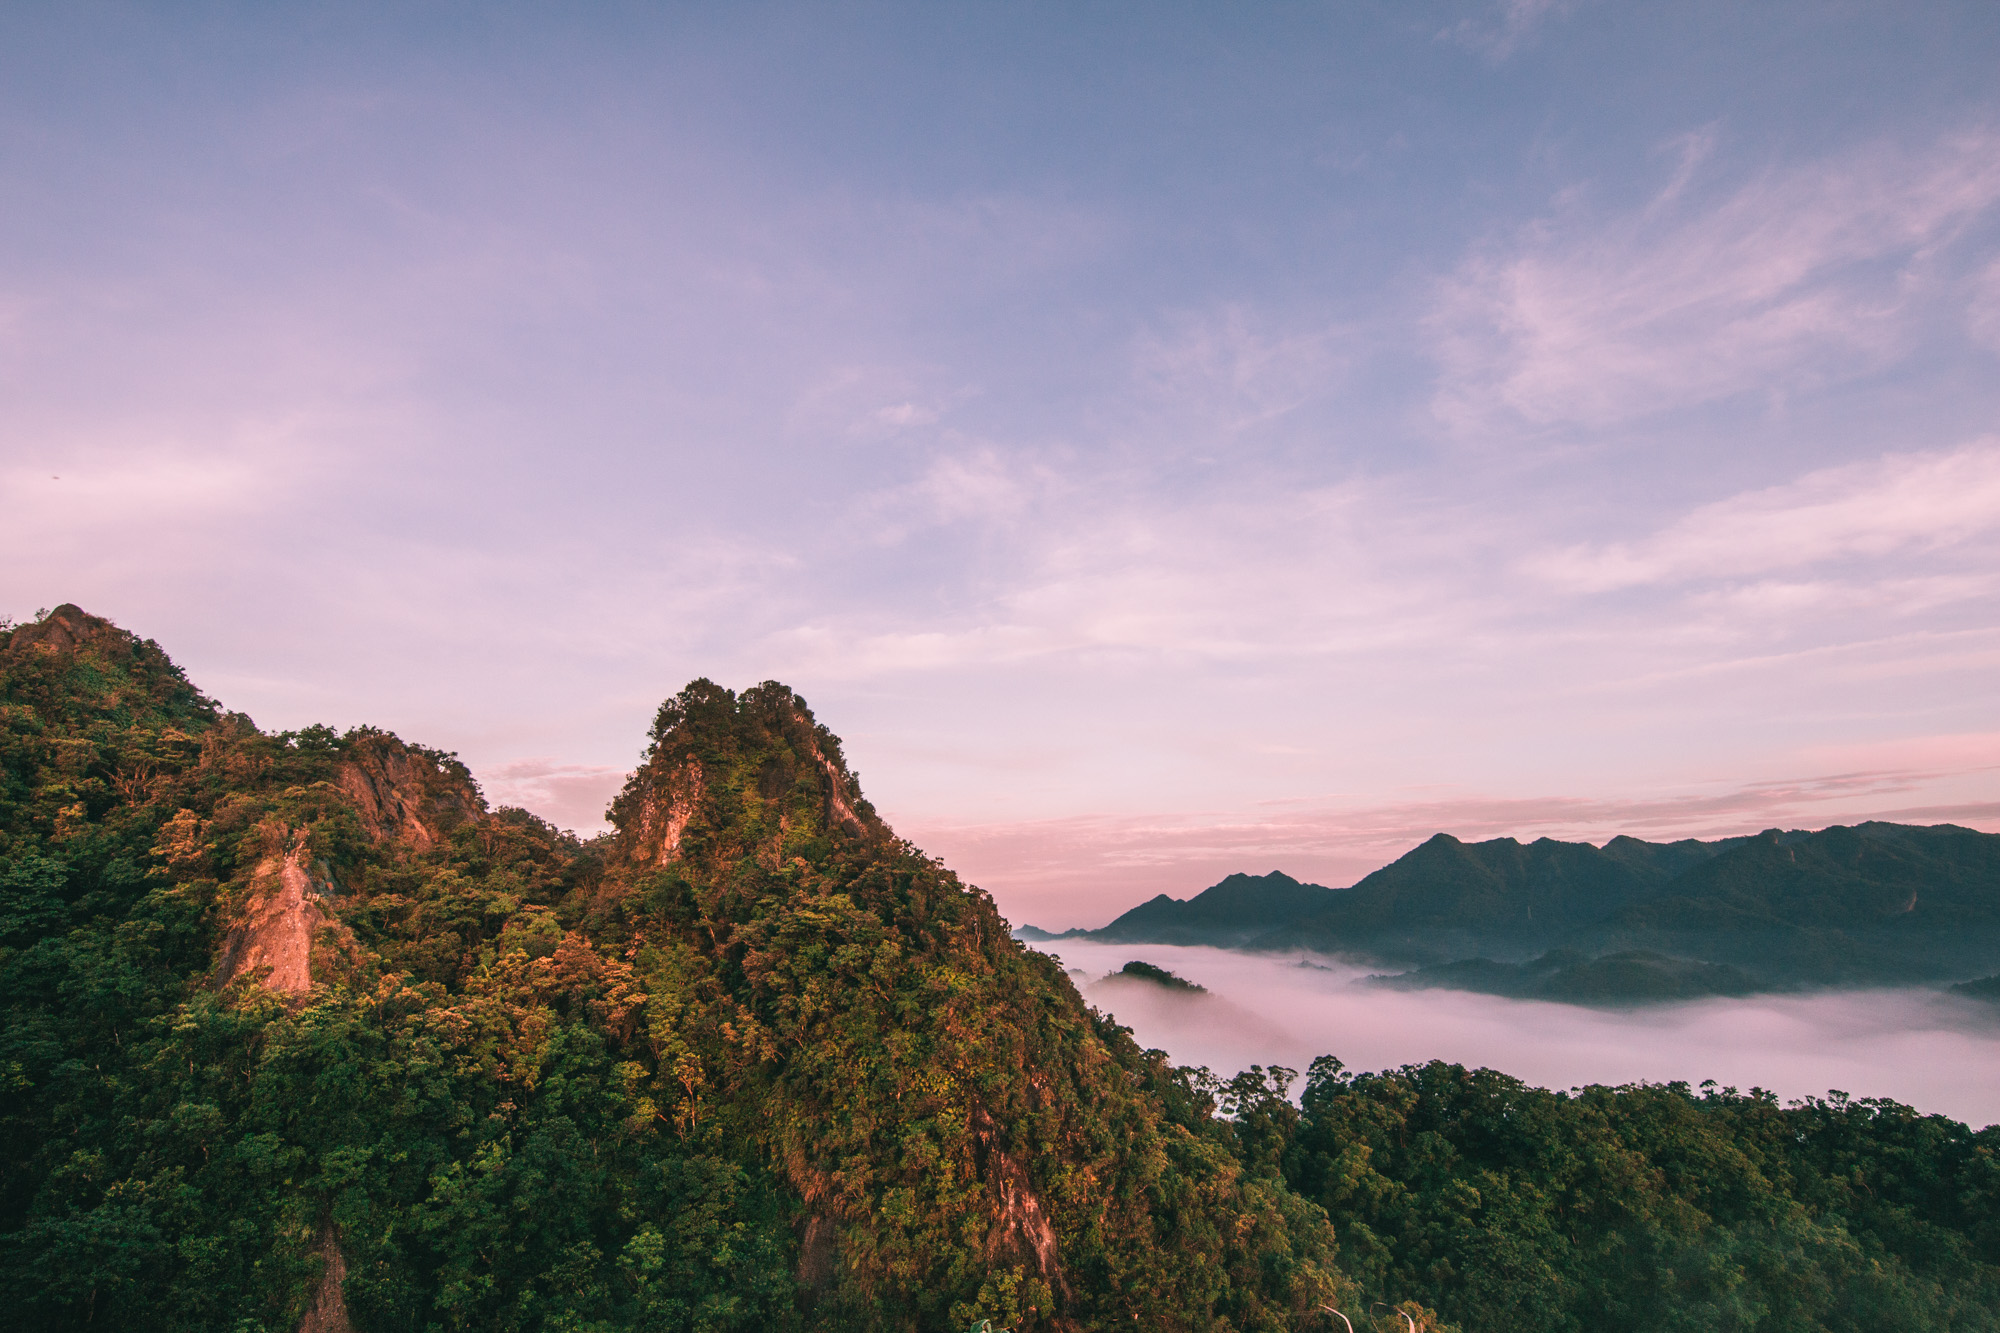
[1254,832,1731,957]
[1027,823,2000,994]
[1952,973,2000,1001]
[1025,834,1732,956]
[1056,872,1336,944]
[1266,824,2000,985]
[1614,823,2000,931]
[1019,869,1337,945]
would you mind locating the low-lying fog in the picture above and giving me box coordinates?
[1037,941,2000,1129]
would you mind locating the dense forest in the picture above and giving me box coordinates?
[3,605,1999,1331]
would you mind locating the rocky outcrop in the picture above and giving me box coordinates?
[296,1221,353,1333]
[797,709,869,837]
[795,1213,837,1294]
[611,681,885,869]
[630,759,705,865]
[971,1105,1067,1295]
[2,603,123,655]
[334,730,481,850]
[214,837,358,998]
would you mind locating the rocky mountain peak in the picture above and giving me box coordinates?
[2,602,218,729]
[2,603,125,655]
[608,678,886,869]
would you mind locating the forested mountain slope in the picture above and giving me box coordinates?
[0,606,1349,1332]
[1253,1059,2000,1331]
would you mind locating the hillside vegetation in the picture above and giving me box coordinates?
[4,605,1999,1331]
[0,607,1347,1332]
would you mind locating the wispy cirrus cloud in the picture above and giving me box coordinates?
[1433,128,2000,429]
[1129,306,1351,436]
[1527,439,2000,593]
[773,429,2000,699]
[766,466,1441,678]
[1968,257,2000,354]
[1441,0,1582,63]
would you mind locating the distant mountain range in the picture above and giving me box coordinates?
[1018,870,1340,946]
[1020,822,2000,999]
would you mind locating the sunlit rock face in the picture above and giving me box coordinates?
[332,729,481,851]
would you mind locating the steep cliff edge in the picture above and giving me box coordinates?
[214,839,336,995]
[333,728,481,850]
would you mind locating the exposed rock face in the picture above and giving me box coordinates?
[633,759,704,864]
[795,1213,837,1294]
[4,603,122,654]
[334,730,481,849]
[971,1105,1067,1294]
[296,1221,353,1333]
[215,841,334,995]
[807,722,869,837]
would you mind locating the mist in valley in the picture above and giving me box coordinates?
[1045,940,2000,1129]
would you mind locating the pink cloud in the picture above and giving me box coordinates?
[1434,127,2000,428]
[480,759,630,834]
[1526,440,2000,592]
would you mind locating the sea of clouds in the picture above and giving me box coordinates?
[1036,941,2000,1129]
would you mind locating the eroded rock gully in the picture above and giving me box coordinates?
[296,1221,353,1333]
[214,840,336,996]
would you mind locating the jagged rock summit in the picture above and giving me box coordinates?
[608,677,887,870]
[5,602,124,655]
[576,678,1345,1327]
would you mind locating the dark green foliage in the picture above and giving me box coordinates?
[592,678,1350,1332]
[0,617,1354,1331]
[0,612,799,1332]
[11,606,2000,1331]
[1282,1059,2000,1332]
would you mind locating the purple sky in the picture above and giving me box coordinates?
[5,2,1999,928]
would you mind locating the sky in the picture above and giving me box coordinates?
[4,1,1999,929]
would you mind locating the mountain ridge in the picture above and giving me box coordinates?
[1025,822,2000,993]
[1019,869,1339,945]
